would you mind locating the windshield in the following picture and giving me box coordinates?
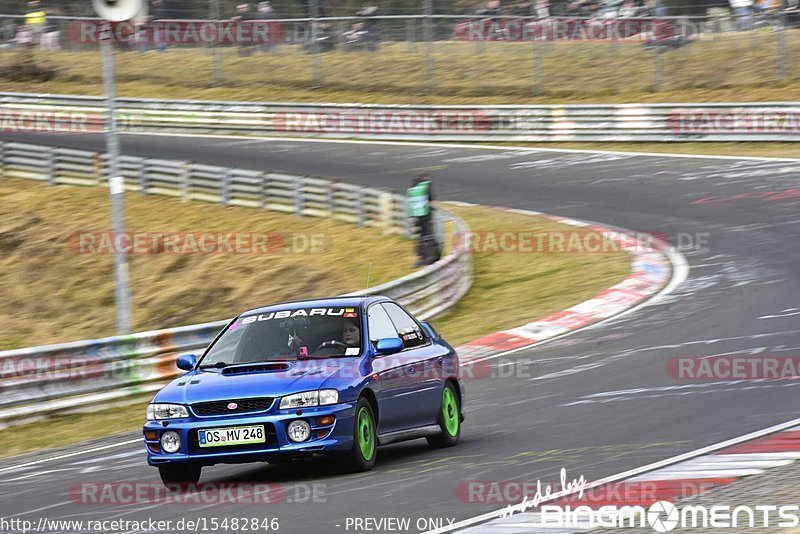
[199,306,363,366]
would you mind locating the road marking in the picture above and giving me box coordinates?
[0,439,141,475]
[123,132,800,163]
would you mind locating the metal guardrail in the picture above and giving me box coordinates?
[0,139,472,426]
[0,93,797,141]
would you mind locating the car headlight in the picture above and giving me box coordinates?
[279,389,339,410]
[146,403,189,420]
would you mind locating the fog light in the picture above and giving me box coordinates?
[160,431,181,453]
[287,420,311,442]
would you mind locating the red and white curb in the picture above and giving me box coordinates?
[447,202,686,364]
[457,424,800,533]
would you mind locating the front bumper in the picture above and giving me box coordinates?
[144,402,354,466]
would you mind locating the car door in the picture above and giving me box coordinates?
[381,302,447,426]
[366,303,419,434]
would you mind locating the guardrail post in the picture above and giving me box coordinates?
[93,153,104,186]
[46,147,56,185]
[294,178,304,215]
[379,192,393,235]
[181,161,192,201]
[221,168,232,204]
[327,180,336,217]
[261,172,270,209]
[139,160,148,194]
[356,189,365,228]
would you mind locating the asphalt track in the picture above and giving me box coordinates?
[2,132,800,534]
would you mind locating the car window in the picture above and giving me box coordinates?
[199,306,364,365]
[367,304,399,347]
[381,303,428,349]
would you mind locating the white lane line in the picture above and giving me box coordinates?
[0,439,141,475]
[123,132,800,163]
[424,416,800,534]
[759,309,800,319]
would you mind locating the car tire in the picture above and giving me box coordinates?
[345,397,377,472]
[158,464,202,487]
[427,382,461,448]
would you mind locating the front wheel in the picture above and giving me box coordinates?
[427,382,461,448]
[345,397,377,472]
[158,464,202,487]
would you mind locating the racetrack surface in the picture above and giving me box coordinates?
[2,133,800,533]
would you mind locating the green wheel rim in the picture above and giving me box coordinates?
[442,387,459,437]
[357,406,375,460]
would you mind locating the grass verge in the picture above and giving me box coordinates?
[0,177,415,349]
[0,201,630,457]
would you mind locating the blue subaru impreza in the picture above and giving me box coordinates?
[143,296,464,485]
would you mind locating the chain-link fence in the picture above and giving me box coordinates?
[0,10,797,97]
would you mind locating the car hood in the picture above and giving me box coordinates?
[154,360,354,405]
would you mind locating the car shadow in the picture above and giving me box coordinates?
[201,439,443,484]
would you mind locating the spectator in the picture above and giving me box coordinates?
[256,1,277,51]
[356,5,380,50]
[535,0,550,18]
[730,0,754,29]
[13,24,33,49]
[40,10,59,50]
[406,172,440,267]
[150,0,168,52]
[618,0,637,17]
[343,21,368,49]
[24,0,45,45]
[232,3,257,55]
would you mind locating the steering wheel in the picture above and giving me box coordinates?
[314,340,349,353]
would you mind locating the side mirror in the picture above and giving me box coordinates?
[374,337,403,356]
[176,353,197,371]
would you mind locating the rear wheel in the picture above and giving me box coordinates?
[345,397,377,472]
[427,382,461,448]
[158,464,202,487]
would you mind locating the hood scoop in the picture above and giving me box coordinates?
[222,362,291,376]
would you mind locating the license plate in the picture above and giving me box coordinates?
[198,425,266,448]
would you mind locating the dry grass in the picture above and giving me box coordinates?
[0,177,416,349]
[432,203,630,346]
[2,30,799,104]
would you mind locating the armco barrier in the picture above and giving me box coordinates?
[0,140,472,426]
[0,93,798,141]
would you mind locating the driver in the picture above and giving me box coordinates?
[342,320,360,347]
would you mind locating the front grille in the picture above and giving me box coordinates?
[189,423,278,454]
[191,398,274,416]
